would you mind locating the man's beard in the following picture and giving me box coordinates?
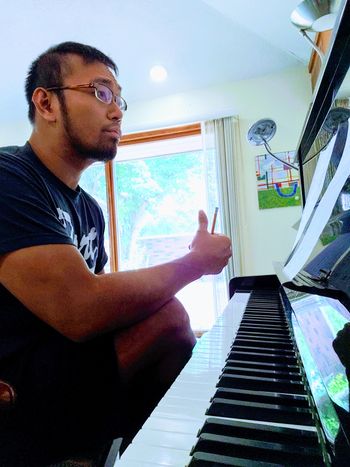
[60,99,117,162]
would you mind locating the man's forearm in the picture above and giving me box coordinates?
[75,251,205,340]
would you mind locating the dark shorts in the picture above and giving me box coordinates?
[0,332,125,466]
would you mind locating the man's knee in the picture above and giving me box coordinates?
[114,297,196,384]
[158,297,196,351]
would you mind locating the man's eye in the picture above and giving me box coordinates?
[96,87,111,103]
[97,90,107,100]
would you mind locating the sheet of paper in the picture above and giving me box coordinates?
[293,135,336,247]
[283,128,350,280]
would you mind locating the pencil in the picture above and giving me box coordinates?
[210,207,219,234]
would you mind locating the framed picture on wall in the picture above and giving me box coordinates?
[255,151,301,209]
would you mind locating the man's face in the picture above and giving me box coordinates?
[57,55,123,162]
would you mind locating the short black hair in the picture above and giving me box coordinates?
[25,41,118,124]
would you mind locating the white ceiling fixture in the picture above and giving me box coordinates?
[150,65,168,82]
[290,0,342,63]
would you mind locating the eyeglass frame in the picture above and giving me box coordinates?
[45,81,127,112]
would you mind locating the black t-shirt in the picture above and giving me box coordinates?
[0,142,108,360]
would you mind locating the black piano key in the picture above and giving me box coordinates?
[243,315,286,321]
[225,359,300,373]
[222,365,302,381]
[244,308,284,313]
[188,451,282,466]
[241,315,287,322]
[217,373,306,394]
[238,325,290,336]
[227,350,298,365]
[190,433,324,466]
[240,320,288,327]
[206,396,314,425]
[240,323,288,330]
[242,321,287,327]
[243,317,285,323]
[244,310,283,314]
[232,340,295,352]
[237,329,289,336]
[236,330,291,340]
[230,345,295,357]
[236,335,292,345]
[198,418,321,449]
[243,308,284,313]
[241,319,288,326]
[245,302,281,308]
[213,387,310,409]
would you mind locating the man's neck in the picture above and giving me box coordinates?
[29,132,90,190]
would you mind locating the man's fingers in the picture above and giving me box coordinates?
[198,210,208,232]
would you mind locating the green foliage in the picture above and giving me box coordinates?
[327,373,348,397]
[320,233,337,246]
[320,400,341,440]
[114,150,208,265]
[79,162,107,213]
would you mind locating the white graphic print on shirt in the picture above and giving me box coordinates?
[56,207,98,272]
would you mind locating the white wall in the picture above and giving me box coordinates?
[0,120,31,147]
[123,65,312,276]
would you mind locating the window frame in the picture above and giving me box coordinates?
[104,123,201,271]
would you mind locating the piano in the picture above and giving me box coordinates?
[113,1,350,465]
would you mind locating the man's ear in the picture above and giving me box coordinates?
[31,87,58,123]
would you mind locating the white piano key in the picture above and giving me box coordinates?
[130,429,195,451]
[141,414,203,435]
[118,442,192,466]
[114,462,167,467]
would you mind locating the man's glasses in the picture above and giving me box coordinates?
[46,82,127,112]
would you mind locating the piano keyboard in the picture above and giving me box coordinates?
[116,290,327,466]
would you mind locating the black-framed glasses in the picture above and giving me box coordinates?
[46,81,127,111]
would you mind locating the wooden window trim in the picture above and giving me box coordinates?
[308,30,332,91]
[105,123,201,271]
[105,161,119,271]
[119,123,201,146]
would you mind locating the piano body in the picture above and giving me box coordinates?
[114,1,350,465]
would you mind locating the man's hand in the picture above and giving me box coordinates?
[189,210,232,275]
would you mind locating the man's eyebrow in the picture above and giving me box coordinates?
[94,77,122,93]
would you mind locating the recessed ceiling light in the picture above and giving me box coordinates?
[150,65,168,82]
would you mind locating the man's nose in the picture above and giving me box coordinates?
[108,101,123,120]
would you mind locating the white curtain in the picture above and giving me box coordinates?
[202,116,244,287]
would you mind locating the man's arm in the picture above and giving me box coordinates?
[0,211,231,342]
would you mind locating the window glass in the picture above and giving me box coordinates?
[79,161,111,272]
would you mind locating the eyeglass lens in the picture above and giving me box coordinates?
[95,83,125,110]
[95,84,113,104]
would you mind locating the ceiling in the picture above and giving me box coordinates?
[0,0,316,123]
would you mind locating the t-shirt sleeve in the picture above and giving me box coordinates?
[0,161,75,255]
[94,205,109,274]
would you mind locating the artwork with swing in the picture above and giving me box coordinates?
[255,151,301,209]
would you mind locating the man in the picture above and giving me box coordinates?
[0,42,232,466]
